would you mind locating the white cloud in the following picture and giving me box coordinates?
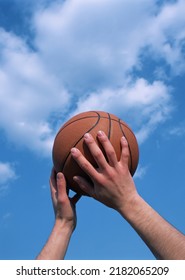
[134,165,148,179]
[33,0,156,92]
[168,122,185,137]
[0,162,17,196]
[0,28,70,155]
[146,0,185,74]
[71,78,173,143]
[33,0,185,91]
[0,0,185,155]
[0,162,17,185]
[72,78,170,114]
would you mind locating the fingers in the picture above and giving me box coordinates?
[50,168,82,204]
[97,131,118,166]
[50,168,57,201]
[73,176,95,197]
[84,133,108,170]
[120,136,130,167]
[50,169,67,201]
[71,131,118,175]
[97,132,129,168]
[50,167,57,189]
[56,172,68,202]
[71,147,98,178]
[71,132,130,176]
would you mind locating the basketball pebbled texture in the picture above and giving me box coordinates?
[52,111,139,195]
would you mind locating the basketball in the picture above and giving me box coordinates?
[52,111,139,195]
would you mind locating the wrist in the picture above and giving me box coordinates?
[118,192,144,221]
[54,218,75,234]
[36,218,75,260]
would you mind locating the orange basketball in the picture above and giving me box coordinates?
[52,111,139,195]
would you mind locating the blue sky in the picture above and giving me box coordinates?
[0,0,185,260]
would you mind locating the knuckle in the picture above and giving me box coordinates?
[122,136,128,144]
[80,160,90,171]
[93,149,103,160]
[99,134,108,142]
[123,149,130,159]
[84,133,94,143]
[104,166,115,178]
[107,148,116,158]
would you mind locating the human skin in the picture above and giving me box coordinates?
[71,131,185,260]
[36,170,81,260]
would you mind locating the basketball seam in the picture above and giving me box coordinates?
[55,112,137,175]
[107,113,111,140]
[118,118,133,175]
[57,116,99,136]
[57,116,134,136]
[58,111,101,133]
[61,113,101,172]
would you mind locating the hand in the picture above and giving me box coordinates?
[50,168,81,231]
[70,133,185,260]
[71,131,138,214]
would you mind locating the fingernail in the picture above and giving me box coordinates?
[73,176,79,182]
[57,173,64,180]
[121,136,127,143]
[97,130,105,137]
[71,147,78,154]
[84,133,91,139]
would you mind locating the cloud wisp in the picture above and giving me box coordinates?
[0,162,17,195]
[0,0,184,155]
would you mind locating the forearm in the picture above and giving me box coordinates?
[119,195,185,260]
[36,220,73,260]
